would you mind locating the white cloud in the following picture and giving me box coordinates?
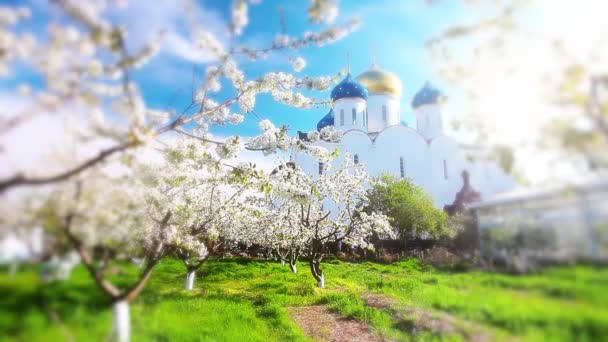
[111,0,228,64]
[163,32,217,64]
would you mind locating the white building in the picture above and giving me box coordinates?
[292,63,515,208]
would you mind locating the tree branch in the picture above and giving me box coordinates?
[0,142,133,194]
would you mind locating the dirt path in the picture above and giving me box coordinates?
[287,305,386,342]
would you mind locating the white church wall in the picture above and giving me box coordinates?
[339,130,373,167]
[295,140,338,178]
[366,94,400,132]
[333,98,367,132]
[429,135,467,207]
[464,160,491,199]
[370,126,431,191]
[414,104,443,141]
[293,129,515,211]
[464,159,517,201]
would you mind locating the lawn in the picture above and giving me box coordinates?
[1,258,607,341]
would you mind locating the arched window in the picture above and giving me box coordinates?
[443,159,448,180]
[354,154,359,164]
[382,105,387,124]
[339,110,344,126]
[399,157,405,178]
[319,162,325,175]
[351,108,356,125]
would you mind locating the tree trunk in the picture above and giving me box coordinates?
[289,260,297,274]
[112,300,130,342]
[280,259,286,267]
[185,270,196,290]
[309,246,325,288]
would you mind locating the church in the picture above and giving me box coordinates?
[292,63,515,208]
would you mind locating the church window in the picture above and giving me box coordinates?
[352,108,356,125]
[354,154,359,164]
[340,110,344,126]
[382,105,387,124]
[399,157,405,178]
[319,162,325,175]
[443,159,448,179]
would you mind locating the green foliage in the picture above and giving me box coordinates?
[489,145,515,174]
[366,174,452,240]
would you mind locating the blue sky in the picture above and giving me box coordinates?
[4,0,607,184]
[4,0,468,137]
[200,0,464,135]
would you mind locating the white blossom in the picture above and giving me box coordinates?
[290,56,306,72]
[308,0,339,24]
[231,0,249,36]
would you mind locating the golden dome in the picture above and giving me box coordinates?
[355,64,402,98]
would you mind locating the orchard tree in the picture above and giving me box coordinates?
[365,174,453,241]
[39,168,172,342]
[0,1,362,341]
[140,137,256,290]
[263,156,392,288]
[244,166,306,274]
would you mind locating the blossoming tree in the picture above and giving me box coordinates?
[38,167,172,342]
[244,168,306,273]
[256,155,393,288]
[140,137,256,290]
[0,0,362,341]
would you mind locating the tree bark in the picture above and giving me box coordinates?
[309,241,325,288]
[289,260,297,274]
[185,270,196,290]
[309,258,324,288]
[289,249,299,274]
[112,300,130,342]
[0,142,132,194]
[280,259,286,267]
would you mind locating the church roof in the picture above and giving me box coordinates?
[411,81,444,108]
[316,109,334,131]
[330,74,368,102]
[355,64,402,98]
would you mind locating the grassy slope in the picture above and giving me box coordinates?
[1,258,607,341]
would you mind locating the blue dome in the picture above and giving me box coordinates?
[411,81,444,108]
[330,74,368,102]
[316,109,334,131]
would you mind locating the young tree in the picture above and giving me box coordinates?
[262,156,392,288]
[39,169,171,342]
[365,174,453,241]
[141,137,254,290]
[246,185,306,273]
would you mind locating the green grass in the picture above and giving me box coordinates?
[1,258,607,341]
